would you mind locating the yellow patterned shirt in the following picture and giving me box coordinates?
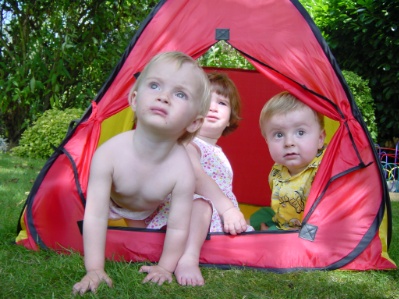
[269,146,326,230]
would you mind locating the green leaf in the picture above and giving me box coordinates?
[30,77,36,93]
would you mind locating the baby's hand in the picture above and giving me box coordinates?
[222,207,247,235]
[139,265,173,285]
[72,269,112,296]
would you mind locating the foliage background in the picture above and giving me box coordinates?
[1,0,396,146]
[342,70,378,142]
[302,0,399,143]
[11,107,84,158]
[0,0,158,145]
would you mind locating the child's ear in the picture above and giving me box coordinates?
[186,116,204,133]
[318,129,326,149]
[128,91,138,111]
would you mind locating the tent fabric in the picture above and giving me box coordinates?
[16,0,396,271]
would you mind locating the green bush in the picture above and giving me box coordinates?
[198,41,255,70]
[342,70,378,142]
[12,108,84,159]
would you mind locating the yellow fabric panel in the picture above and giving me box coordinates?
[324,117,339,144]
[108,219,128,227]
[379,204,397,265]
[15,208,28,243]
[98,108,135,148]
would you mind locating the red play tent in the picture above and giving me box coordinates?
[16,0,396,271]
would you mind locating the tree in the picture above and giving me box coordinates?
[198,41,254,70]
[0,0,157,146]
[302,0,399,143]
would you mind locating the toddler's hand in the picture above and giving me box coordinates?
[222,207,247,235]
[139,265,173,285]
[72,269,112,296]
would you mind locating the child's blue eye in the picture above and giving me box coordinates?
[176,91,187,99]
[276,132,283,138]
[150,82,159,90]
[297,130,305,136]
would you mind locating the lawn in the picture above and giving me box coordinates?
[0,153,398,299]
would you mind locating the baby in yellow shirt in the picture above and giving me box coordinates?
[250,91,326,230]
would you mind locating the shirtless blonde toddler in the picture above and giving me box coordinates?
[72,51,211,295]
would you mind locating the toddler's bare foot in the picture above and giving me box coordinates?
[175,254,204,286]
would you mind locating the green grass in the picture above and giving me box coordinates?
[0,153,398,299]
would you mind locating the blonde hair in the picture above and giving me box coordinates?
[259,91,324,136]
[207,72,242,136]
[128,51,211,143]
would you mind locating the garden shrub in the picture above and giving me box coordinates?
[12,108,84,159]
[342,70,378,142]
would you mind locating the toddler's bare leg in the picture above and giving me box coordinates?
[175,199,212,286]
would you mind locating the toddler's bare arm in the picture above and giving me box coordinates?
[140,154,194,284]
[186,143,247,234]
[73,149,114,294]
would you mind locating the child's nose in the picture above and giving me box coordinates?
[157,93,170,104]
[209,101,218,111]
[284,136,294,147]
